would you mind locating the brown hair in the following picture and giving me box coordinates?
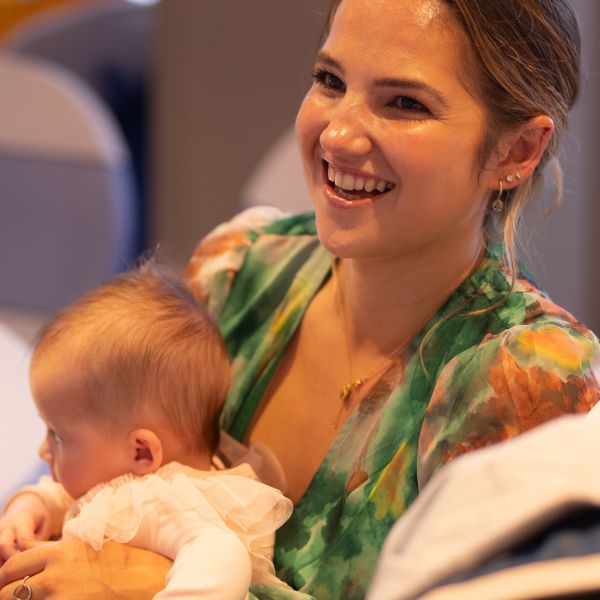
[32,260,230,455]
[325,0,581,273]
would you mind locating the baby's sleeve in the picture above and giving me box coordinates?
[154,527,252,600]
[417,321,600,488]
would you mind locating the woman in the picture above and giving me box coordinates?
[1,0,598,598]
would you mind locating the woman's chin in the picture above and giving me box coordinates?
[315,220,373,260]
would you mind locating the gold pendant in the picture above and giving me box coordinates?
[340,378,366,403]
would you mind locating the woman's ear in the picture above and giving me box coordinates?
[490,115,554,189]
[128,429,164,475]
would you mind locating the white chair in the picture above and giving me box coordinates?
[0,53,137,312]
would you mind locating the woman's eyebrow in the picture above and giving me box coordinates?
[315,51,344,72]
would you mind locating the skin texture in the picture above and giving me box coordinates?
[0,540,170,599]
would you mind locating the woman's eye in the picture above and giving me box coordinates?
[312,68,345,93]
[391,96,429,113]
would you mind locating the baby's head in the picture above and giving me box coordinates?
[30,261,230,499]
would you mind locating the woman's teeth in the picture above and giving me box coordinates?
[327,164,394,198]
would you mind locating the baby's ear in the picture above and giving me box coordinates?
[128,429,163,475]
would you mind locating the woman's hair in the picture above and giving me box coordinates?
[32,260,230,455]
[325,0,581,273]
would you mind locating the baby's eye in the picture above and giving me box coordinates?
[48,428,62,444]
[391,95,429,113]
[312,68,345,93]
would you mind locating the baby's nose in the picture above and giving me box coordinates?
[38,438,52,462]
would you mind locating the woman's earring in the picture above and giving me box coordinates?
[515,171,522,180]
[491,180,504,213]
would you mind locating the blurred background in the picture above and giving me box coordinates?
[0,0,597,500]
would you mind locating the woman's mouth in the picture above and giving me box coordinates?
[324,161,395,201]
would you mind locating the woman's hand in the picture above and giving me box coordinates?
[0,539,171,599]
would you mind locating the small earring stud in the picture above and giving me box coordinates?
[506,174,514,183]
[515,171,522,180]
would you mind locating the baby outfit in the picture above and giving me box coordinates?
[14,461,293,599]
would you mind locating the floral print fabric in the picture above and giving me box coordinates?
[185,209,600,600]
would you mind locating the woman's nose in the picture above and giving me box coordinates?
[319,103,373,157]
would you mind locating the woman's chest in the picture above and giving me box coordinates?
[244,311,362,503]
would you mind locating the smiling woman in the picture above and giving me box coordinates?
[0,1,597,599]
[297,0,497,264]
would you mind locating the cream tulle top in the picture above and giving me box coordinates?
[61,461,293,588]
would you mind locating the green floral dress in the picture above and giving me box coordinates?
[185,208,600,600]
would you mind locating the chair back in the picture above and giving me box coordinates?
[0,53,136,311]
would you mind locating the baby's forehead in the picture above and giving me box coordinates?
[33,332,87,368]
[31,332,102,399]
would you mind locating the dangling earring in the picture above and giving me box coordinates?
[491,179,504,213]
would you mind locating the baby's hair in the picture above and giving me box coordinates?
[32,259,230,455]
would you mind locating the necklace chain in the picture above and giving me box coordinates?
[332,258,411,406]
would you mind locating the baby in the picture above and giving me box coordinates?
[0,261,292,599]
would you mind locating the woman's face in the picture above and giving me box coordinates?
[296,0,498,261]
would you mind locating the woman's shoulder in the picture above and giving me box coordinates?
[483,265,599,356]
[431,271,600,419]
[417,267,600,488]
[461,246,579,326]
[185,208,317,316]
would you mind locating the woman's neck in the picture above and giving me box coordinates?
[336,235,485,354]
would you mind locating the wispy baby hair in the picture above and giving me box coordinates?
[32,259,230,455]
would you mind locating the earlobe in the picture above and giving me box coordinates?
[128,429,163,475]
[494,115,554,187]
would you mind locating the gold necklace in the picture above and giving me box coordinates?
[332,259,412,405]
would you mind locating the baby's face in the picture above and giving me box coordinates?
[30,348,133,499]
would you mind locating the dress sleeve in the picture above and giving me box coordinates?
[417,320,600,488]
[184,206,286,318]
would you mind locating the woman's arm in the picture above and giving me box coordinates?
[0,539,171,599]
[418,321,600,487]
